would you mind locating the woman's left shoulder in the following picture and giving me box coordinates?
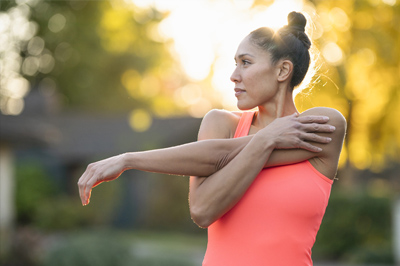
[300,107,347,178]
[301,107,347,131]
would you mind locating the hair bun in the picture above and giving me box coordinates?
[287,11,306,32]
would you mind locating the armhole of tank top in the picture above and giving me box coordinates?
[233,111,255,139]
[305,160,334,185]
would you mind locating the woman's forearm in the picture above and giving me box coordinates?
[189,135,275,227]
[122,137,253,177]
[78,136,254,205]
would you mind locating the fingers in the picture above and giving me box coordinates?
[300,142,322,152]
[295,131,333,152]
[77,165,96,206]
[297,115,329,124]
[302,123,336,133]
[77,173,88,206]
[300,132,332,144]
[78,174,85,205]
[298,141,323,152]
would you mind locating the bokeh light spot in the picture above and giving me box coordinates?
[188,98,212,118]
[329,7,350,31]
[382,0,396,6]
[22,56,39,76]
[179,84,203,106]
[129,109,152,132]
[322,42,343,66]
[54,42,73,62]
[121,69,142,98]
[6,77,30,99]
[48,13,66,33]
[39,53,55,74]
[140,75,160,98]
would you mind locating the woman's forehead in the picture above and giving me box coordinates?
[235,36,269,59]
[235,37,256,56]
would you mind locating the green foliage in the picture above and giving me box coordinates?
[15,160,121,230]
[142,173,197,232]
[313,187,394,263]
[32,196,92,230]
[42,231,202,266]
[26,0,182,113]
[15,161,58,224]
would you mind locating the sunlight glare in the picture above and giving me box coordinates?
[130,0,306,107]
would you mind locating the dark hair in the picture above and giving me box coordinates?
[249,11,312,88]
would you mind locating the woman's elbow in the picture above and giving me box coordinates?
[190,206,214,228]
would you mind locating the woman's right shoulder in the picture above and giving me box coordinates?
[198,109,242,140]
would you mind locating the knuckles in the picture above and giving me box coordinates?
[294,138,302,147]
[293,122,301,129]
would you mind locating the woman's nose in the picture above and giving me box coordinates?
[230,67,241,83]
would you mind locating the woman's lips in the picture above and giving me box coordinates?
[234,88,246,97]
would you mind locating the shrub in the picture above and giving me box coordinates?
[312,187,394,263]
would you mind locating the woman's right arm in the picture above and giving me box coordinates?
[78,110,333,206]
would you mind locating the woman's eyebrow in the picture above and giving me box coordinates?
[234,53,255,61]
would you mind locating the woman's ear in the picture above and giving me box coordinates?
[277,60,293,82]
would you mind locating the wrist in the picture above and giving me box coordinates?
[121,152,136,171]
[253,132,276,151]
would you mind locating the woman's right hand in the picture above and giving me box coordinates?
[77,154,126,206]
[256,113,335,152]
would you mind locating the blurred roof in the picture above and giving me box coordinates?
[0,111,201,164]
[0,114,59,146]
[47,112,201,163]
[0,89,202,163]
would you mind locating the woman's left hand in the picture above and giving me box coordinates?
[255,113,334,152]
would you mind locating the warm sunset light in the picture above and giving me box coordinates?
[1,0,398,171]
[1,1,399,265]
[128,0,305,110]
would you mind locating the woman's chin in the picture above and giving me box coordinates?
[237,102,256,111]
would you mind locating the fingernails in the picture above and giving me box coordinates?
[317,147,322,152]
[330,126,336,131]
[323,116,329,121]
[327,137,332,142]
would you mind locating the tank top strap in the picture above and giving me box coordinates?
[233,111,256,138]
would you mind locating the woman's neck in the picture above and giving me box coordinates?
[254,86,297,128]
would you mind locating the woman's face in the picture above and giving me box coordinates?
[231,36,280,110]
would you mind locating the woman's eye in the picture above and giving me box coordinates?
[234,60,250,66]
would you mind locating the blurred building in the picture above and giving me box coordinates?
[0,88,202,255]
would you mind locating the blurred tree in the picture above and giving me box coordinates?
[291,0,400,173]
[2,0,399,170]
[0,0,187,117]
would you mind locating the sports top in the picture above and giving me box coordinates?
[202,111,333,266]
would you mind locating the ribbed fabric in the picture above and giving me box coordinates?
[202,111,333,266]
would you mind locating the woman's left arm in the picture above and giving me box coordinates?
[265,107,347,179]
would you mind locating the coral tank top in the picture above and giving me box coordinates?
[202,111,333,266]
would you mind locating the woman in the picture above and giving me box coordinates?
[78,12,346,265]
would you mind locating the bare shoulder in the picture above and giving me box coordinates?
[301,107,347,178]
[198,109,241,140]
[301,107,347,134]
